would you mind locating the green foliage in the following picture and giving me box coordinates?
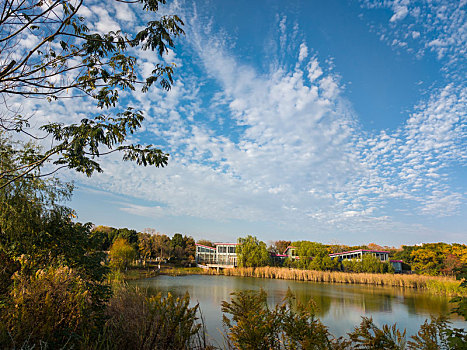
[342,255,393,274]
[222,289,337,350]
[222,290,467,350]
[0,266,97,347]
[394,243,467,276]
[236,235,271,268]
[309,251,341,272]
[451,265,467,320]
[222,289,281,349]
[0,137,108,282]
[109,238,136,271]
[94,285,207,350]
[407,316,467,350]
[348,317,407,349]
[0,0,185,181]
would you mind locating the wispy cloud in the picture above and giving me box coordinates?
[70,5,466,242]
[360,0,466,76]
[4,0,465,243]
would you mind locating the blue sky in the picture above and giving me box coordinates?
[30,0,466,246]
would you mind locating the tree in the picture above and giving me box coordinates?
[0,0,184,186]
[272,240,291,255]
[197,239,215,248]
[153,233,171,260]
[109,238,136,271]
[236,235,270,268]
[138,232,154,264]
[0,137,107,279]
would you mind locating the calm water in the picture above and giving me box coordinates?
[131,274,466,346]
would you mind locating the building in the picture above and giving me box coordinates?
[195,242,238,268]
[195,244,216,265]
[215,243,238,266]
[283,246,299,259]
[390,260,403,273]
[328,249,390,262]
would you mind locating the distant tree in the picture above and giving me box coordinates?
[109,238,136,271]
[441,254,463,276]
[197,239,215,248]
[411,244,447,275]
[153,234,172,260]
[273,240,291,255]
[367,243,384,251]
[138,232,154,264]
[236,235,270,268]
[184,236,196,261]
[309,251,340,271]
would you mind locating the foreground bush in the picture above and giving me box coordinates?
[222,289,467,350]
[92,285,211,350]
[0,266,96,347]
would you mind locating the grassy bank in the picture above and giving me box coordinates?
[109,266,205,281]
[109,267,160,281]
[159,266,205,276]
[206,267,465,296]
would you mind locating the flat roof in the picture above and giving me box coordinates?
[329,249,389,257]
[195,243,216,250]
[214,242,239,245]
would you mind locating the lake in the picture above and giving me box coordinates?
[131,274,466,346]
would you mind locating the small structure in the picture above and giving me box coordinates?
[329,249,390,262]
[390,260,403,273]
[283,246,299,260]
[195,242,238,269]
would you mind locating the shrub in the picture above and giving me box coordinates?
[97,285,209,350]
[221,289,341,350]
[0,266,96,347]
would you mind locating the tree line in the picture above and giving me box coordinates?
[235,236,466,277]
[91,225,196,269]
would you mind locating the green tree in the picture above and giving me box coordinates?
[236,235,271,268]
[0,0,184,185]
[109,238,136,271]
[0,137,107,281]
[153,233,172,260]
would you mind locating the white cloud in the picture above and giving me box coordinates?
[390,5,409,22]
[3,0,465,243]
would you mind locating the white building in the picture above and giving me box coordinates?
[195,242,238,267]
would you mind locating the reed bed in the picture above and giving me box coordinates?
[205,267,465,296]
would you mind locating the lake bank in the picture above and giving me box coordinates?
[205,266,465,296]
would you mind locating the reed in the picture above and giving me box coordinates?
[205,267,465,296]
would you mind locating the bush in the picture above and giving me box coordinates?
[221,289,341,350]
[342,255,393,274]
[0,266,96,347]
[95,285,210,350]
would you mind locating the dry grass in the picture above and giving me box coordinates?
[205,267,465,296]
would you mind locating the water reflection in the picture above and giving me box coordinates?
[131,274,466,344]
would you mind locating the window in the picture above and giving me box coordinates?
[229,246,236,253]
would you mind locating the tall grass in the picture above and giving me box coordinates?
[206,267,465,296]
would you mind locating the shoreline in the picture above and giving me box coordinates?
[204,266,465,297]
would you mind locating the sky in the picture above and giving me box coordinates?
[13,0,467,246]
